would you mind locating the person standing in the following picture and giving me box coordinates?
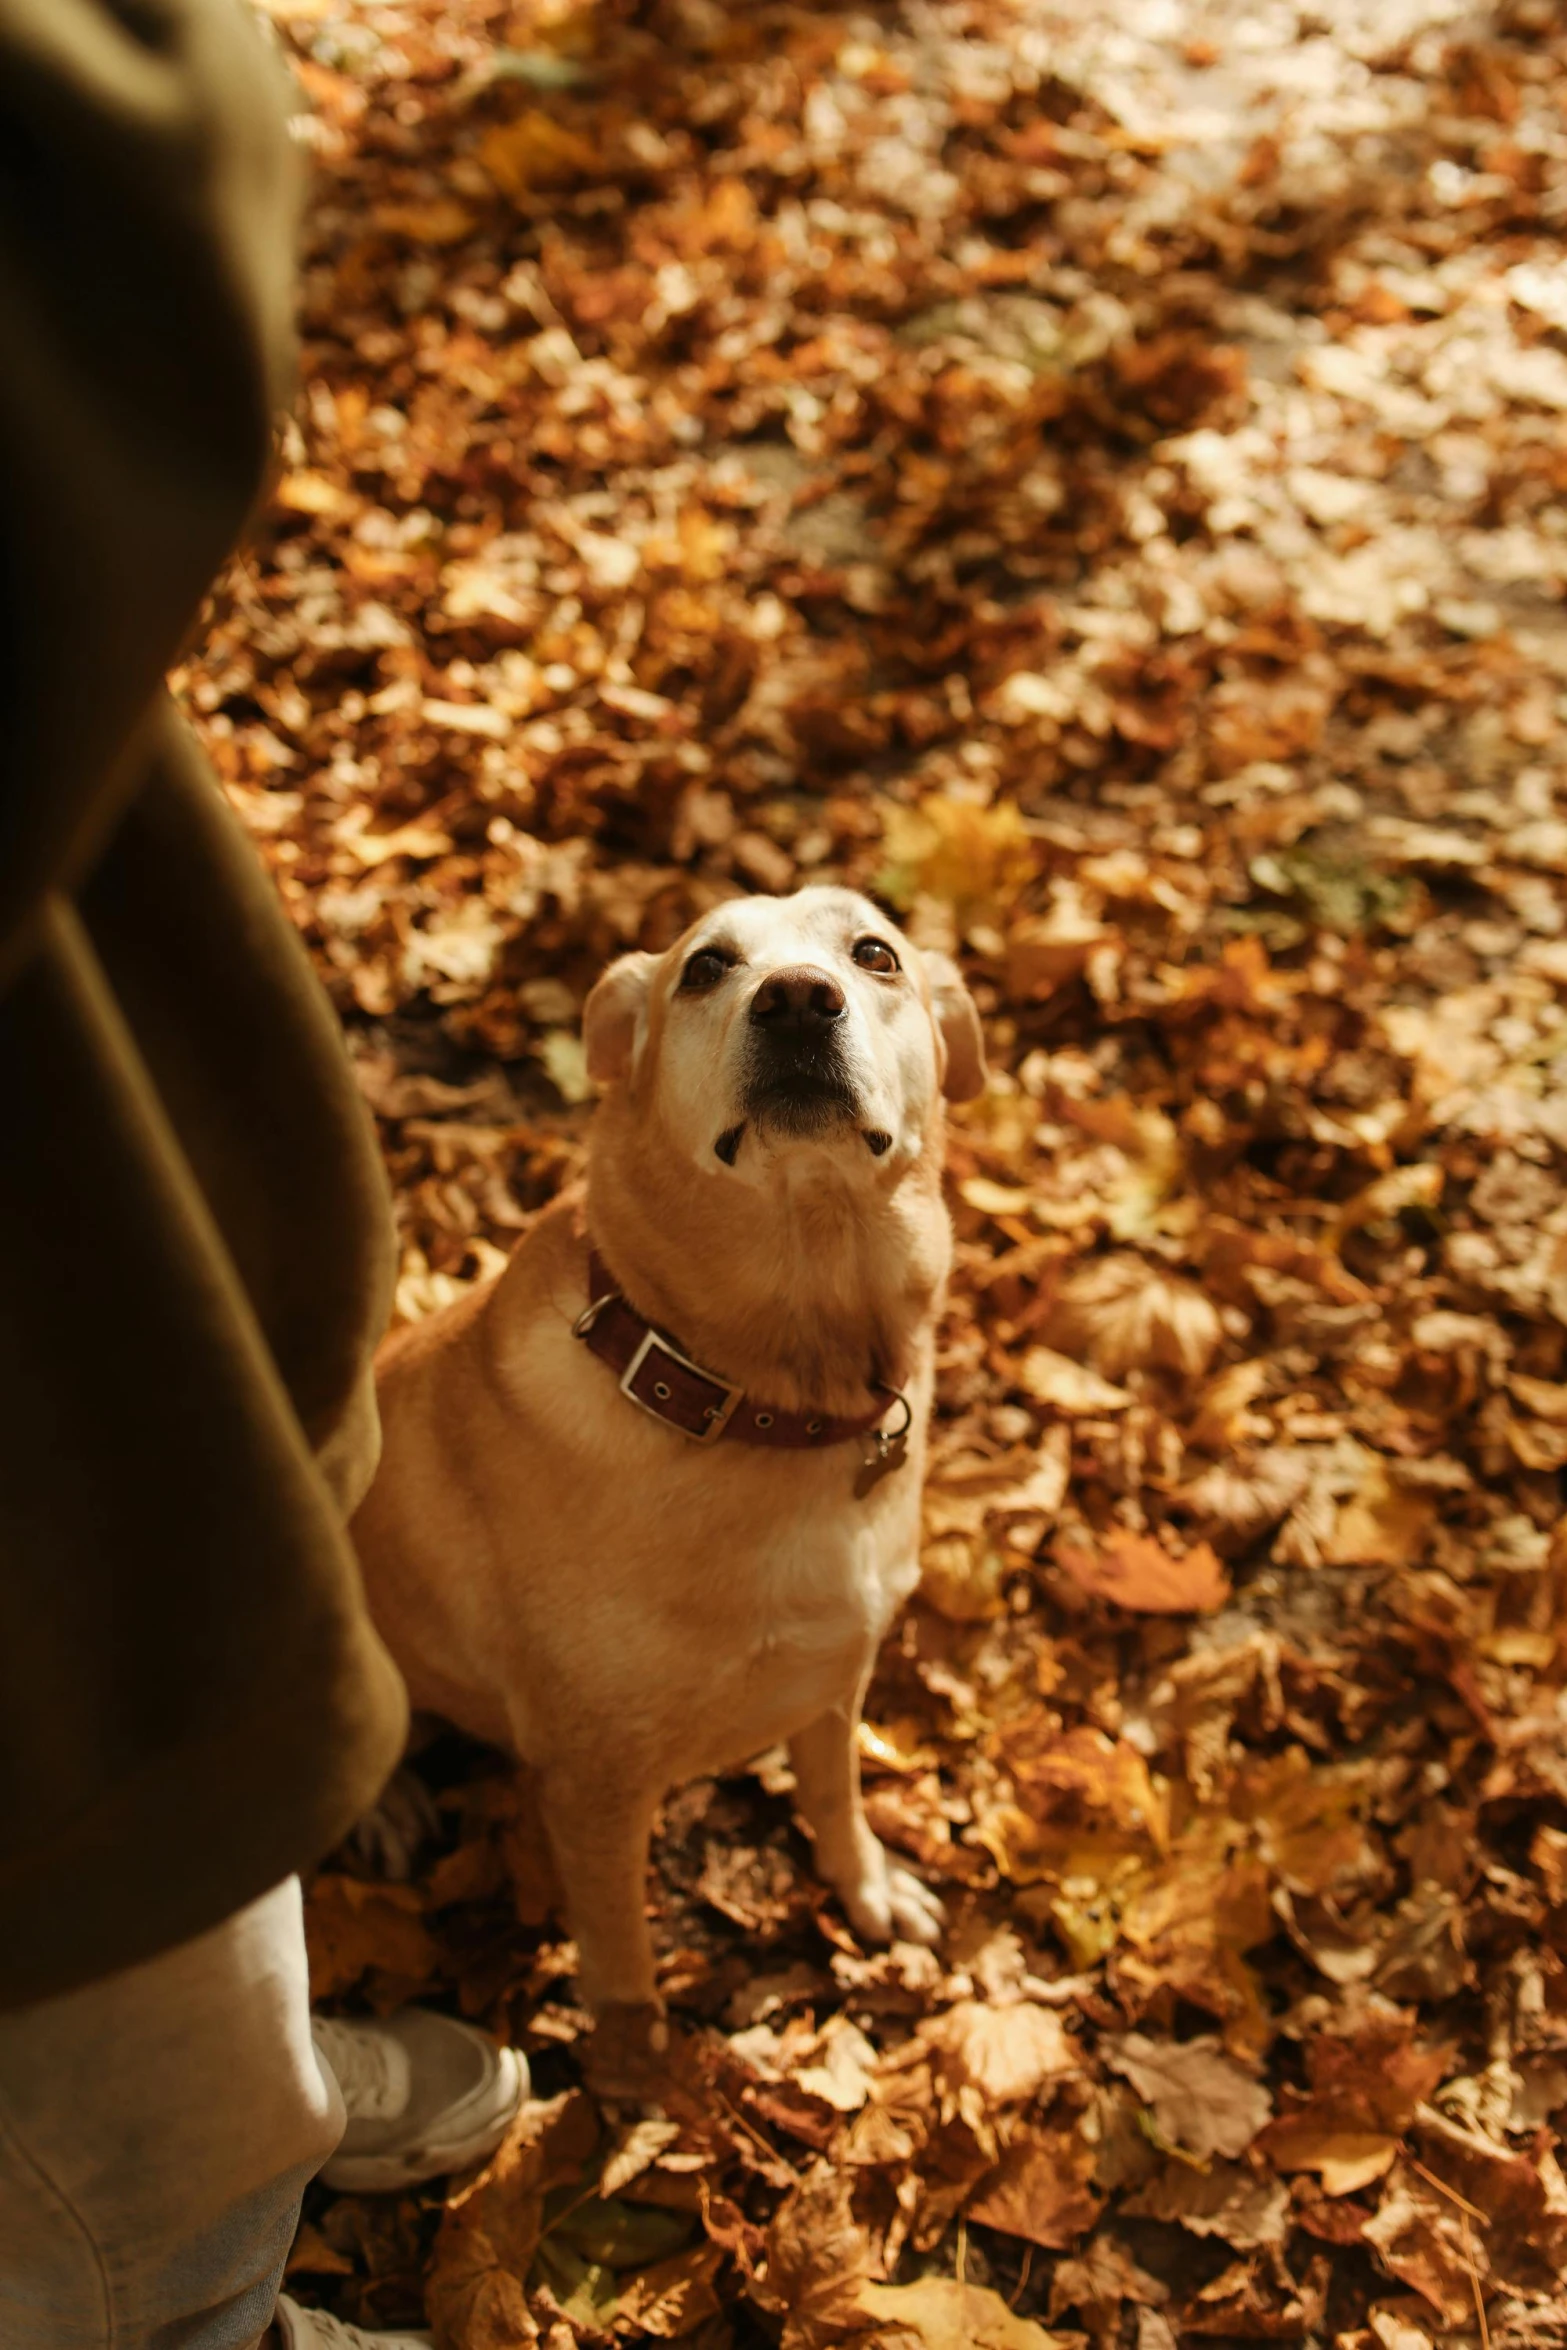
[0,3,525,2343]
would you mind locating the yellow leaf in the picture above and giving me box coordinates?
[481,110,604,198]
[1325,1462,1432,1569]
[372,197,478,244]
[1509,1371,1567,1423]
[919,1532,1010,1622]
[960,1176,1034,1217]
[879,794,1037,928]
[1018,1347,1132,1416]
[1332,1160,1443,1242]
[1189,1359,1270,1450]
[540,1030,593,1104]
[275,469,355,517]
[343,819,455,866]
[1257,2122,1398,2195]
[1480,1627,1557,1668]
[1000,1721,1168,1848]
[859,2275,1074,2349]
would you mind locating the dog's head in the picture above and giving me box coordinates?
[582,886,985,1183]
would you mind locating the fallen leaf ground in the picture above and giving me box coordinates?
[180,0,1567,2341]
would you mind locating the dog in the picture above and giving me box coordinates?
[351,884,985,2024]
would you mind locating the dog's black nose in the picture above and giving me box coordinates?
[749,966,846,1035]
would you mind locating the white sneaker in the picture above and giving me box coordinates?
[312,2010,528,2192]
[274,2291,432,2348]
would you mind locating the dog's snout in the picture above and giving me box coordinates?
[749,965,846,1035]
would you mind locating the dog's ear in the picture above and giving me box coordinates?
[582,952,657,1085]
[923,950,987,1102]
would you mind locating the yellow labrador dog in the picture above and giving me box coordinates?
[353,885,984,2017]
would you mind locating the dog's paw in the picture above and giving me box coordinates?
[839,1850,946,1948]
[886,1865,947,1945]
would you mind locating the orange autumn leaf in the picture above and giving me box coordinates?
[967,2124,1103,2251]
[1054,1527,1230,1614]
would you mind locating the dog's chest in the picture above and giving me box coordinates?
[671,1479,919,1770]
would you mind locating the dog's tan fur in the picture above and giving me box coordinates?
[352,887,984,2011]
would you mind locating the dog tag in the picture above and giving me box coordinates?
[854,1427,908,1499]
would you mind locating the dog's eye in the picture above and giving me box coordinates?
[680,949,731,993]
[852,937,900,975]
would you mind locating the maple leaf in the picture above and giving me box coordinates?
[1050,1253,1222,1378]
[1104,2034,1272,2161]
[427,2091,598,2350]
[1054,1527,1230,1614]
[966,2122,1103,2251]
[1179,1449,1314,1546]
[878,795,1037,931]
[754,2168,873,2350]
[921,1999,1082,2103]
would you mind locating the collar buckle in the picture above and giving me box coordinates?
[620,1327,744,1444]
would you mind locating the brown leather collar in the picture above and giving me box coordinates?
[573,1251,908,1455]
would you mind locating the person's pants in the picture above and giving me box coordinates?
[0,1879,343,2350]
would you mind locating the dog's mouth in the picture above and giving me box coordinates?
[715,1120,891,1164]
[742,1044,860,1134]
[719,1042,892,1165]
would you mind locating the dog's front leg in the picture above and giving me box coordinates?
[790,1694,945,1947]
[537,1768,661,2010]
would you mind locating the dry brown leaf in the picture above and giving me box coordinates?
[1178,2254,1329,2339]
[1180,1449,1313,1544]
[755,2168,873,2350]
[1017,1347,1133,1415]
[601,2119,683,2198]
[1122,2159,1290,2249]
[922,1999,1081,2103]
[304,1873,441,2002]
[1258,2124,1399,2195]
[1362,2168,1480,2327]
[614,2243,725,2339]
[1000,1720,1167,1843]
[966,2123,1102,2250]
[1051,1255,1221,1378]
[1055,1528,1230,1615]
[858,2277,1073,2350]
[1325,1461,1435,1570]
[428,2091,599,2350]
[1048,2234,1170,2322]
[1104,2035,1271,2161]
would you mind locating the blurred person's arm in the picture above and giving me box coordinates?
[0,0,298,991]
